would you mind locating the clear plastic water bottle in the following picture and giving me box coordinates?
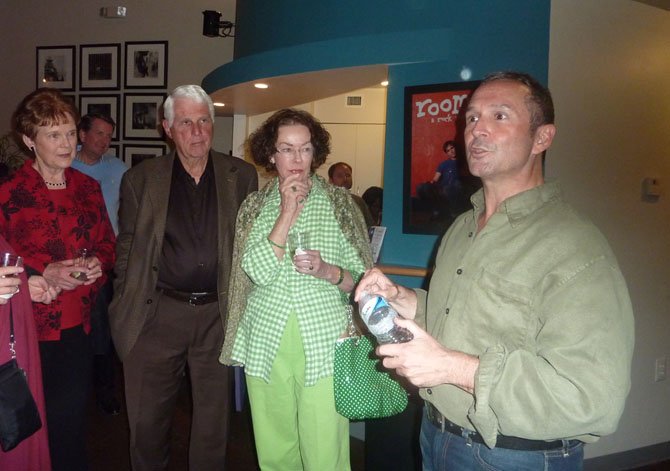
[358,292,414,344]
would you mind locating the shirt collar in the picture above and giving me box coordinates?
[472,181,563,227]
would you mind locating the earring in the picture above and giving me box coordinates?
[270,158,275,164]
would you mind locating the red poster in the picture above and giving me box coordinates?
[403,81,480,234]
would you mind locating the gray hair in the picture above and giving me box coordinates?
[163,85,215,127]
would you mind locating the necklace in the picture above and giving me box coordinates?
[44,180,66,188]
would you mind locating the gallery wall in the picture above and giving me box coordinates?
[0,0,237,158]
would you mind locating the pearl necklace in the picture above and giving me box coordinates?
[44,180,66,188]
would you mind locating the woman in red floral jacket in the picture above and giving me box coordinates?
[0,88,115,471]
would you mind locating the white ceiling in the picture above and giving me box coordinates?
[210,65,388,117]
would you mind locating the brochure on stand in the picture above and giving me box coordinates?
[369,226,386,263]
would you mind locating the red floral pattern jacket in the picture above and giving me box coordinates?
[0,161,116,340]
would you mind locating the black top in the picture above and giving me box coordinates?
[157,155,218,293]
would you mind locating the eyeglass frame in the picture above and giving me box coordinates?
[274,145,315,158]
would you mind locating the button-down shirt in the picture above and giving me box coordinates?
[417,182,634,447]
[157,156,218,293]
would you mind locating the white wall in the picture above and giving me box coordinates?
[0,0,236,155]
[244,87,387,193]
[549,0,670,458]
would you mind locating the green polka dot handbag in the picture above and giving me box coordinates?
[333,305,408,420]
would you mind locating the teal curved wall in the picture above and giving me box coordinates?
[203,0,551,287]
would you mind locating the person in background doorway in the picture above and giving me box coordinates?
[109,84,257,471]
[355,72,634,470]
[362,186,383,226]
[328,161,375,228]
[72,113,128,416]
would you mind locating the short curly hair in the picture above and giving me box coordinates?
[247,108,331,172]
[12,88,79,141]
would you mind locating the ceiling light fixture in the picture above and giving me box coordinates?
[213,102,225,107]
[202,10,235,38]
[254,83,269,89]
[381,80,389,87]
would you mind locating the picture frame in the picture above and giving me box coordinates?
[79,43,120,90]
[124,41,168,89]
[79,94,120,140]
[403,80,482,235]
[107,144,120,158]
[123,144,166,167]
[36,45,75,90]
[123,93,166,140]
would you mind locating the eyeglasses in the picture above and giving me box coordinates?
[275,146,314,158]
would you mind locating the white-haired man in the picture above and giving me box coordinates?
[110,84,258,470]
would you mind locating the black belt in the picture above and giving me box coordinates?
[159,289,218,306]
[425,402,579,451]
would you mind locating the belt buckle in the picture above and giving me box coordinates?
[188,295,199,306]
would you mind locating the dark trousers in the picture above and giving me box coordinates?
[123,292,231,471]
[39,325,93,471]
[90,278,118,401]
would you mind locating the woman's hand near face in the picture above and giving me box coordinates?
[0,266,23,304]
[42,260,86,291]
[278,173,311,222]
[28,276,59,304]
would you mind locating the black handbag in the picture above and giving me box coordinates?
[0,303,42,452]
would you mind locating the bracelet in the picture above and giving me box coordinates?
[334,266,345,286]
[267,237,286,250]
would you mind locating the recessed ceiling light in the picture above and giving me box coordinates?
[254,83,269,89]
[381,80,389,87]
[213,102,225,107]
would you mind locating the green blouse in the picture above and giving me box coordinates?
[220,174,373,386]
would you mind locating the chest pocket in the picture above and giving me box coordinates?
[461,268,533,351]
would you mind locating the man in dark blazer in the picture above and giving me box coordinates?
[109,84,257,470]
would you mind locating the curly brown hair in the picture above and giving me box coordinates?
[12,88,79,141]
[247,108,331,172]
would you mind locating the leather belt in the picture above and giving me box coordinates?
[159,289,218,306]
[424,401,579,451]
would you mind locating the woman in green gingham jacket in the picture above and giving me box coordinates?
[220,109,373,471]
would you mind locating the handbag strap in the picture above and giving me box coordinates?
[8,301,16,359]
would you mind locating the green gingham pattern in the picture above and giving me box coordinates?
[231,181,366,386]
[333,334,408,420]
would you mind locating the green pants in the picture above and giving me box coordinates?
[246,314,351,471]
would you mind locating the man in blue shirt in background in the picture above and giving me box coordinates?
[73,113,128,415]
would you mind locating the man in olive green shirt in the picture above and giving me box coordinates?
[355,72,633,470]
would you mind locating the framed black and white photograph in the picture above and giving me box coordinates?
[123,93,166,140]
[80,43,120,90]
[36,45,75,90]
[79,95,120,140]
[124,41,168,88]
[107,144,120,158]
[123,144,166,167]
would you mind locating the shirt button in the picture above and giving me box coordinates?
[468,232,473,237]
[456,268,463,275]
[427,388,432,395]
[445,308,450,315]
[146,299,153,304]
